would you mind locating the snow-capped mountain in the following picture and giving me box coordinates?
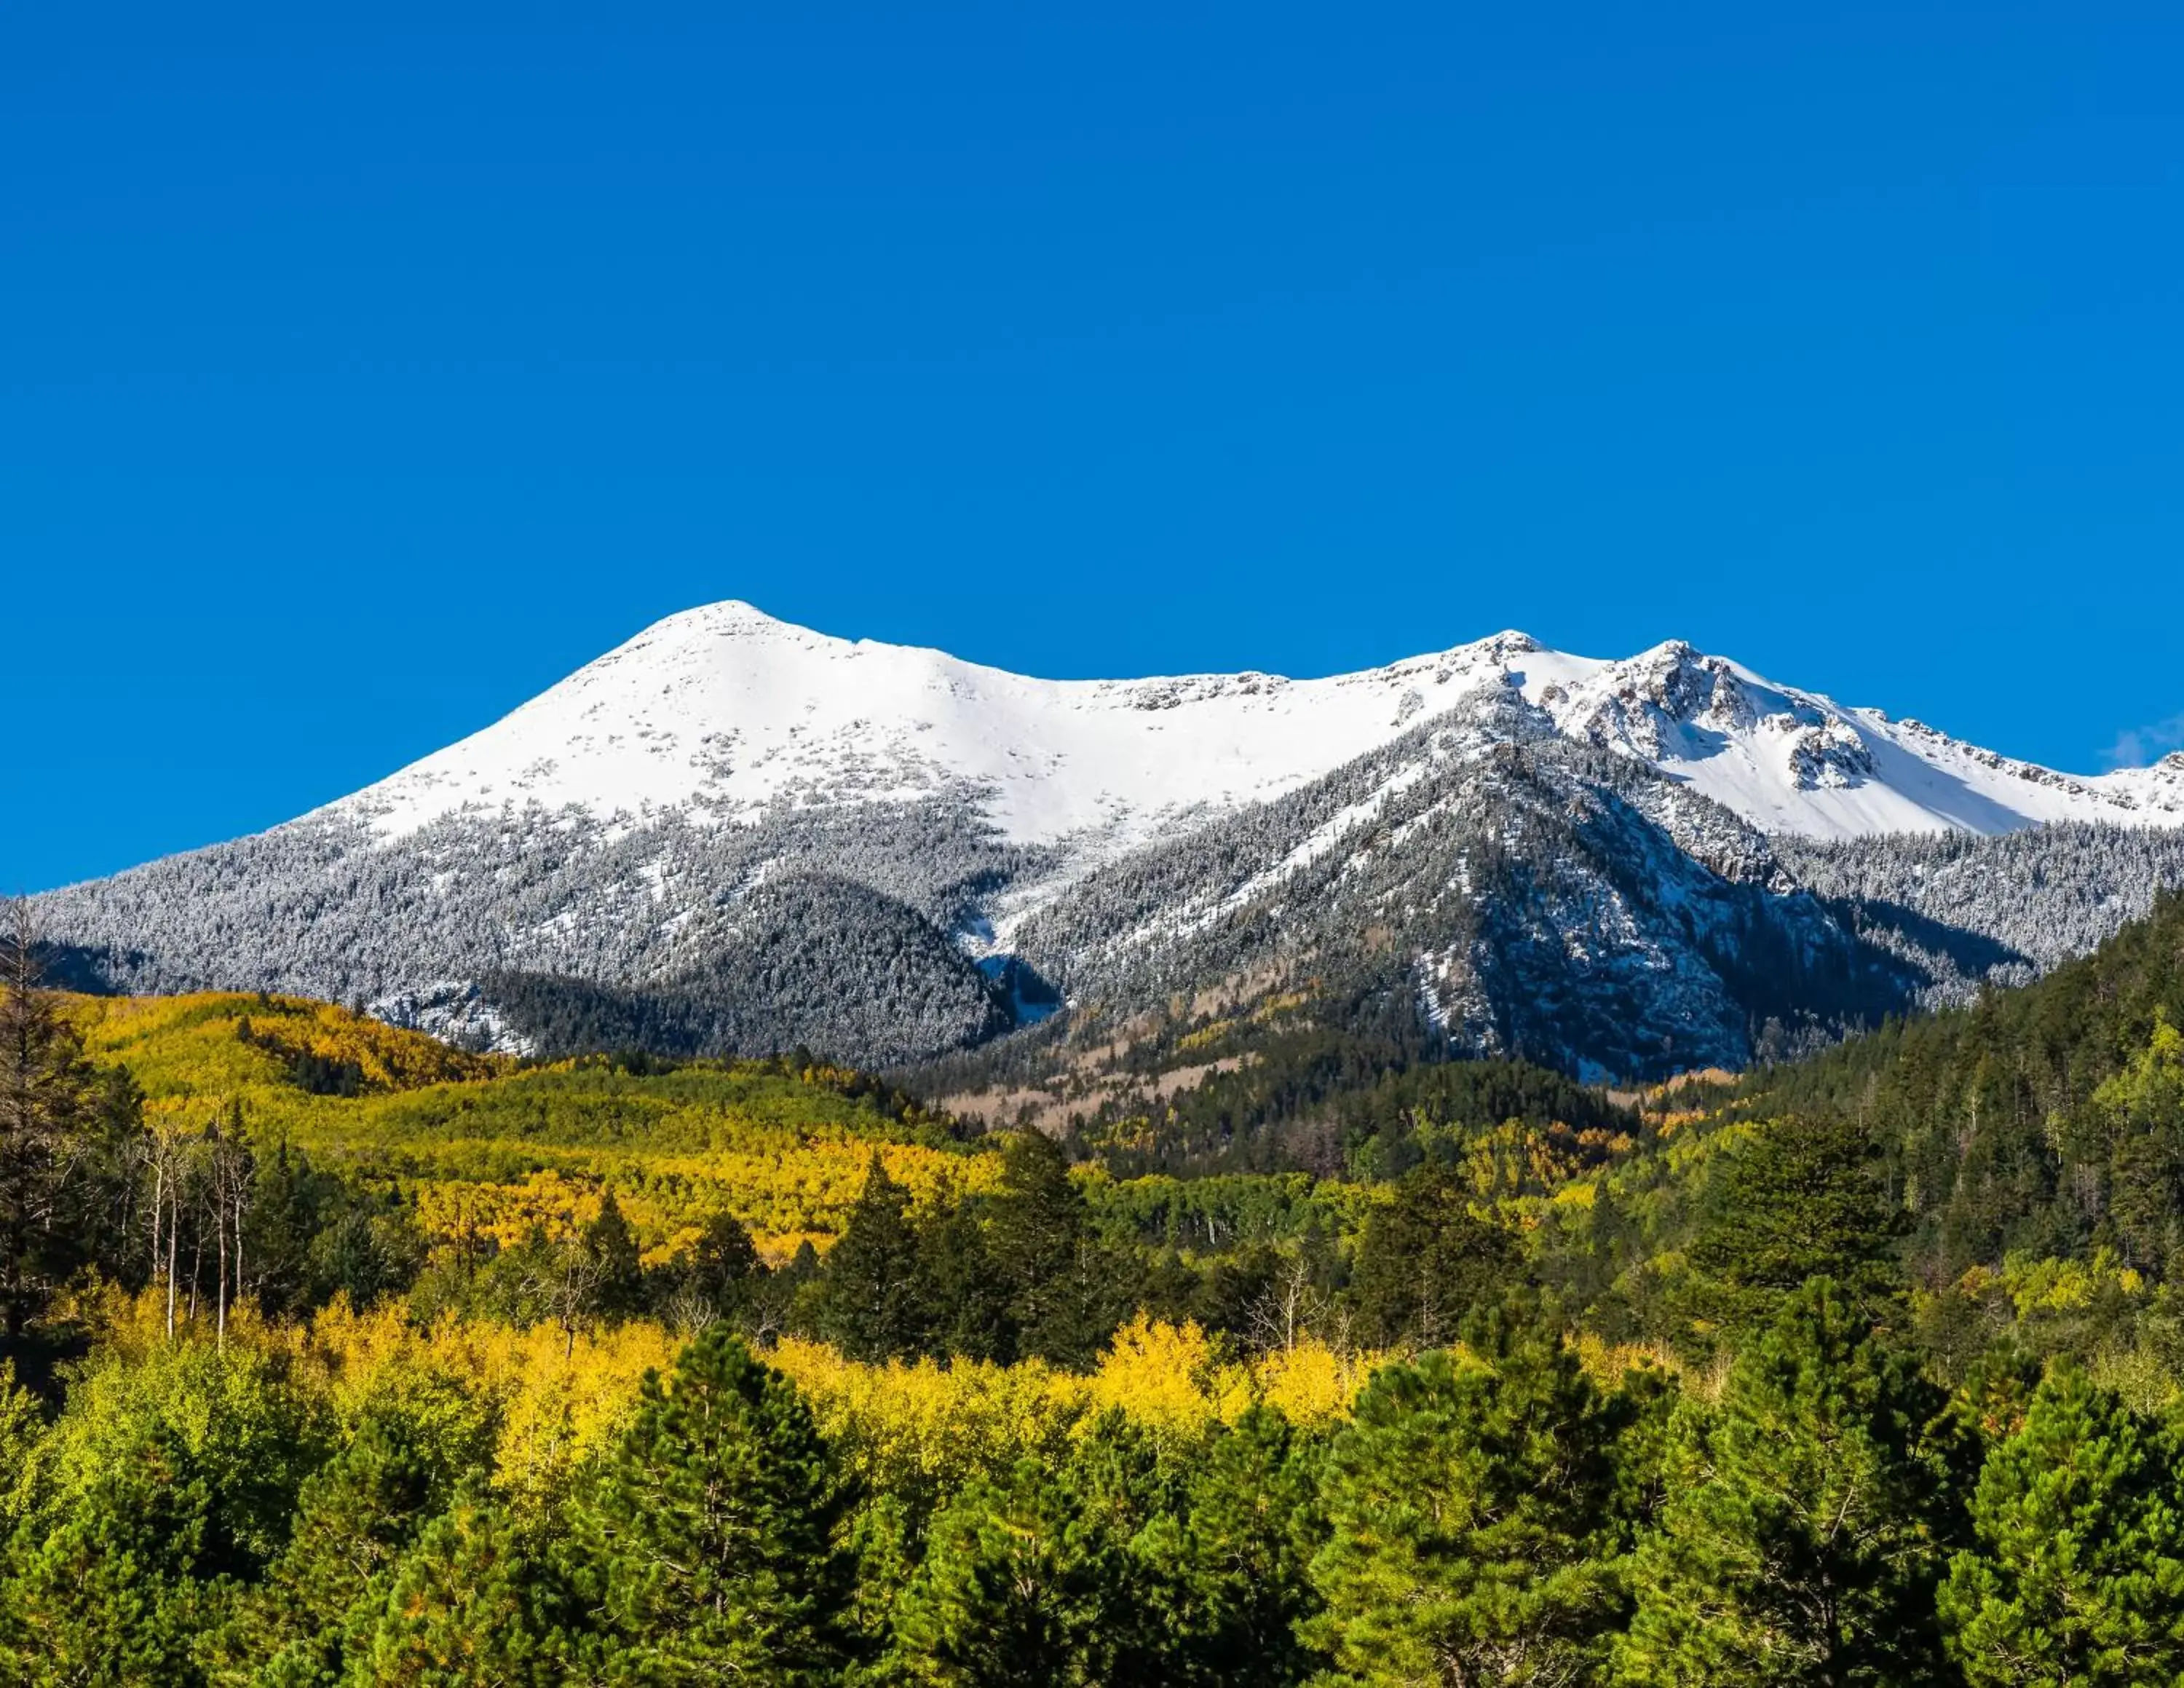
[329,599,2184,850]
[37,602,2184,1079]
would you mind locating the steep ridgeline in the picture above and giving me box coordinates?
[36,602,2184,1078]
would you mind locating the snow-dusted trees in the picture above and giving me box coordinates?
[33,706,2184,1078]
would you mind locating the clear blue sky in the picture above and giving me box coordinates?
[9,2,2183,893]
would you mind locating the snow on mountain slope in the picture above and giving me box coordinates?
[41,600,2184,1077]
[328,601,2184,849]
[333,602,1525,848]
[1512,639,2184,837]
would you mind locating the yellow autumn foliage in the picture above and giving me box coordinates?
[773,1317,1381,1494]
[60,993,1397,1502]
[1083,1314,1251,1433]
[1564,1328,1684,1389]
[295,1298,681,1502]
[1252,1335,1390,1422]
[82,1285,678,1502]
[64,991,1000,1254]
[72,990,505,1103]
[74,1279,1381,1508]
[769,1339,1083,1493]
[405,1148,1000,1258]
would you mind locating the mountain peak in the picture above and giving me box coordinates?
[628,598,809,644]
[299,604,2183,850]
[39,602,2184,1080]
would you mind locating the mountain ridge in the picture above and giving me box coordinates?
[36,602,2184,1081]
[306,600,2184,857]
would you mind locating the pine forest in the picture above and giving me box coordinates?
[0,889,2182,1684]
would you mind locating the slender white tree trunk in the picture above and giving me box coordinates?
[215,1196,227,1350]
[150,1153,166,1328]
[165,1183,178,1340]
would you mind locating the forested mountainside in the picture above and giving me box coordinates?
[1781,819,2184,987]
[15,880,2184,1681]
[36,797,1036,1062]
[34,602,2184,1081]
[910,808,2184,1139]
[1738,886,2184,1301]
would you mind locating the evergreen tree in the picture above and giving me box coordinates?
[989,1132,1123,1368]
[1052,1411,1200,1682]
[2093,1009,2184,1276]
[306,1204,424,1310]
[0,905,137,1346]
[240,1139,328,1320]
[0,1343,322,1686]
[841,1490,923,1671]
[583,1188,647,1323]
[914,1202,1013,1362]
[885,1456,1123,1687]
[1618,1280,1964,1687]
[212,1390,487,1684]
[0,1362,42,1542]
[1940,1362,2184,1686]
[1160,1405,1329,1686]
[1600,1362,1683,1553]
[811,1156,928,1361]
[676,1207,763,1323]
[0,1432,215,1688]
[1189,1244,1283,1341]
[569,1327,855,1684]
[1685,1116,1904,1330]
[761,1237,826,1344]
[1306,1298,1622,1685]
[349,1486,574,1687]
[1345,1162,1522,1349]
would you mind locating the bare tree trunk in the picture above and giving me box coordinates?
[215,1191,227,1350]
[165,1185,178,1340]
[232,1174,245,1314]
[210,1132,248,1344]
[150,1152,165,1311]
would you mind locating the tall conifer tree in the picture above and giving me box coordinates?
[812,1155,927,1361]
[570,1328,854,1684]
[351,1487,573,1687]
[1618,1280,1963,1687]
[1941,1363,2184,1686]
[1306,1299,1623,1684]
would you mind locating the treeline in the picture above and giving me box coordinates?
[935,987,1642,1184]
[1075,1010,1637,1180]
[387,1142,1514,1372]
[798,1139,1529,1366]
[15,1278,2184,1685]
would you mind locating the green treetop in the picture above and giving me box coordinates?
[1941,1362,2184,1687]
[1618,1279,1964,1687]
